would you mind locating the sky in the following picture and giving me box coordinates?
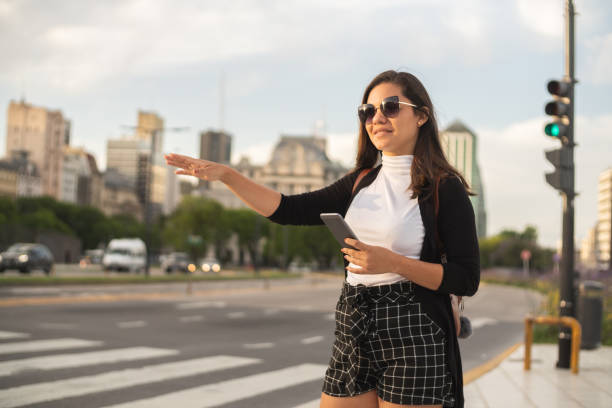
[0,0,611,248]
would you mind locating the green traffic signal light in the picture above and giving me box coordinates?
[545,123,560,137]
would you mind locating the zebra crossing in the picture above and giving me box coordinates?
[0,330,325,408]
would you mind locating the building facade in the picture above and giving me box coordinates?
[136,110,164,154]
[200,135,347,208]
[5,100,70,199]
[0,150,42,198]
[440,120,487,239]
[596,168,612,269]
[106,138,150,188]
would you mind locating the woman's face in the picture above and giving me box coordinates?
[365,82,427,156]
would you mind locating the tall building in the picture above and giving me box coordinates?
[596,167,612,269]
[106,138,149,188]
[440,120,487,239]
[200,130,232,164]
[136,110,164,154]
[5,100,70,198]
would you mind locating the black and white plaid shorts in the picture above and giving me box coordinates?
[322,281,455,407]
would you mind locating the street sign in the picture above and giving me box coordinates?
[521,250,532,261]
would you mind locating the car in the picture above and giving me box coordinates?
[161,252,190,274]
[200,258,221,273]
[102,238,146,273]
[0,243,54,275]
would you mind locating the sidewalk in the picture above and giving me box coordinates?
[464,344,612,407]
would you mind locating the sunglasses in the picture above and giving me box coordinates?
[358,96,420,124]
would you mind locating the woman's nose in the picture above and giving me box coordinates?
[372,108,388,124]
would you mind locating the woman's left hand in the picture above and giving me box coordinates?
[342,238,397,275]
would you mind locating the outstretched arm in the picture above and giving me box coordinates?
[164,153,281,217]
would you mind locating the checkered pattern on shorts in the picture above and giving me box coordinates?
[322,281,455,407]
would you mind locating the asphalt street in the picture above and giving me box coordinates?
[0,279,543,407]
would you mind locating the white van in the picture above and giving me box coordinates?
[102,238,147,273]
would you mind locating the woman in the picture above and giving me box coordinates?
[164,70,479,408]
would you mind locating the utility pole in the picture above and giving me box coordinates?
[543,0,577,370]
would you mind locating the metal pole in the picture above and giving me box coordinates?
[557,0,576,370]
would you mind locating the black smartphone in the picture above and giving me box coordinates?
[320,213,359,249]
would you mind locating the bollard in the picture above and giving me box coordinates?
[524,315,581,374]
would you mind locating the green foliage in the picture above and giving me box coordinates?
[479,225,554,272]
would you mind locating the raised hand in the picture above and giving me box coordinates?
[163,153,230,182]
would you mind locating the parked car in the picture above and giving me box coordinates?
[102,238,146,273]
[200,258,221,273]
[161,252,190,274]
[0,243,54,275]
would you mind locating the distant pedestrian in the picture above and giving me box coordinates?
[165,69,480,408]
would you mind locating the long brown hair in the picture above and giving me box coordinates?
[354,70,473,200]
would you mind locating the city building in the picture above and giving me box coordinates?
[100,169,143,221]
[580,226,599,270]
[199,129,232,189]
[0,150,42,198]
[199,135,348,208]
[106,137,149,188]
[596,167,612,269]
[440,120,487,239]
[5,100,70,198]
[61,146,92,204]
[135,110,164,154]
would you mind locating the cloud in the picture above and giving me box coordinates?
[476,113,612,247]
[0,0,500,91]
[516,0,564,37]
[585,32,612,85]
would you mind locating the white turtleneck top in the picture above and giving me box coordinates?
[344,154,425,286]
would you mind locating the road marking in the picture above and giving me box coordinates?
[0,347,178,377]
[0,338,103,355]
[301,336,324,345]
[39,323,77,330]
[176,300,227,310]
[470,317,498,329]
[264,308,281,315]
[179,315,204,323]
[292,399,321,408]
[243,342,275,349]
[100,363,327,408]
[464,342,522,385]
[117,321,147,328]
[0,355,260,408]
[0,331,30,340]
[323,313,335,321]
[227,312,246,319]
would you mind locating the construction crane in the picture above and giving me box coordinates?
[119,124,190,277]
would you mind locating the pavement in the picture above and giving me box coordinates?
[464,343,612,407]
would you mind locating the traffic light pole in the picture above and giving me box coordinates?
[557,0,576,370]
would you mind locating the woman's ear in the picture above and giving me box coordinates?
[417,107,430,127]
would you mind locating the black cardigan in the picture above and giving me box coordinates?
[267,164,480,408]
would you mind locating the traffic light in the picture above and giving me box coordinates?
[544,80,571,141]
[545,148,572,193]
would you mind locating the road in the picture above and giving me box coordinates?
[0,278,543,407]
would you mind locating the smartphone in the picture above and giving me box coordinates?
[320,213,359,249]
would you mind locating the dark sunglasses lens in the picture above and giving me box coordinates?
[358,105,375,123]
[381,100,400,117]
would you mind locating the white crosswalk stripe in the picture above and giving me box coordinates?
[0,338,103,355]
[0,347,178,377]
[0,331,30,340]
[176,300,227,309]
[0,355,261,408]
[100,363,327,408]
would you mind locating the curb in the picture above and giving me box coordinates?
[463,342,522,385]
